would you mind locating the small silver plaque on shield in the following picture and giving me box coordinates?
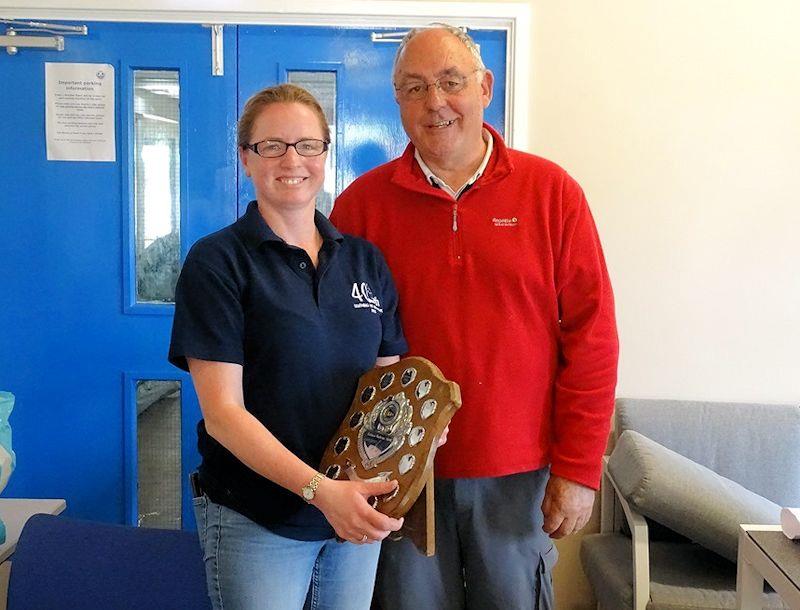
[358,392,413,469]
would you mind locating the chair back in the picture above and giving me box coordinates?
[615,398,800,506]
[7,513,211,609]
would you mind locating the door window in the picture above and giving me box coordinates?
[133,70,181,304]
[286,70,337,216]
[136,379,182,529]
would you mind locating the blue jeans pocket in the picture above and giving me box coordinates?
[192,494,209,551]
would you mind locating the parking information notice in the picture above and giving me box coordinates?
[45,63,116,162]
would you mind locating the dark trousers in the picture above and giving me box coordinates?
[374,468,557,610]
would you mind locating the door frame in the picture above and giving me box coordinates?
[0,0,531,150]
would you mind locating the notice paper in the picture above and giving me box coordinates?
[45,62,115,162]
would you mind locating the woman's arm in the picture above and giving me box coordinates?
[188,357,403,542]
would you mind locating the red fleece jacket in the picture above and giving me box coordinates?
[330,125,618,488]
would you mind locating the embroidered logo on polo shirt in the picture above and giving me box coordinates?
[492,217,519,227]
[351,282,383,314]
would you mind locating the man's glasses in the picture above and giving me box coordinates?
[394,69,483,101]
[243,139,330,158]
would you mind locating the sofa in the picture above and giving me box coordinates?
[581,398,800,610]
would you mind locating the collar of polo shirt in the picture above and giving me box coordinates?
[414,128,494,200]
[237,201,344,251]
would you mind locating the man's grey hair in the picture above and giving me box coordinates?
[392,23,486,82]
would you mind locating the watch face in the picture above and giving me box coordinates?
[302,487,314,500]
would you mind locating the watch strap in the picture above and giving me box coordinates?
[302,472,325,502]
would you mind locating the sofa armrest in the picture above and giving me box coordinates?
[601,457,651,610]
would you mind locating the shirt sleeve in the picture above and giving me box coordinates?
[168,253,245,372]
[549,177,619,489]
[373,247,408,358]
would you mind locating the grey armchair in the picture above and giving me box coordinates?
[581,398,800,610]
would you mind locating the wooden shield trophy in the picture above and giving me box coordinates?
[319,356,461,556]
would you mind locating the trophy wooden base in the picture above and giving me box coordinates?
[390,470,435,556]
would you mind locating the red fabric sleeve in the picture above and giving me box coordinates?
[549,177,619,489]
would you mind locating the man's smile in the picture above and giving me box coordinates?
[276,176,308,185]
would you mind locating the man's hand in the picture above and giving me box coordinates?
[541,475,595,539]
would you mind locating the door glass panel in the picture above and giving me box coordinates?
[287,71,336,215]
[133,70,180,303]
[136,379,181,529]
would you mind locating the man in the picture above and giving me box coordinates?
[330,25,618,609]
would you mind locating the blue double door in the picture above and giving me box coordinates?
[0,22,506,528]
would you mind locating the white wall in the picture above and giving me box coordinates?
[525,3,800,607]
[529,0,800,404]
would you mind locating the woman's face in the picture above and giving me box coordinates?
[240,102,327,212]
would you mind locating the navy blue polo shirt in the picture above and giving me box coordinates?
[169,201,407,540]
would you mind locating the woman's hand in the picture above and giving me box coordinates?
[311,478,403,544]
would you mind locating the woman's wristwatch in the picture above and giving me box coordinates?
[301,472,326,502]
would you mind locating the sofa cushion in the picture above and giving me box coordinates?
[614,399,800,507]
[581,533,789,609]
[608,430,780,562]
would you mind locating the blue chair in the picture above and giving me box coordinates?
[7,513,211,609]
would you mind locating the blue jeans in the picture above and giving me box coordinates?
[193,495,381,610]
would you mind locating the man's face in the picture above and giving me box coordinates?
[393,29,494,171]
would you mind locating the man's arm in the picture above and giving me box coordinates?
[542,177,619,538]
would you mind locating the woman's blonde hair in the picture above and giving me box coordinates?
[237,83,330,147]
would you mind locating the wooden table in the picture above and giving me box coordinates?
[737,524,800,610]
[0,499,66,610]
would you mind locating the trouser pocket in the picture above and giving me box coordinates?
[535,543,558,609]
[192,492,208,550]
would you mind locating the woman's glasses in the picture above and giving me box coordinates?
[243,139,329,158]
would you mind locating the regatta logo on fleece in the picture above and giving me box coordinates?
[351,282,383,314]
[492,216,519,227]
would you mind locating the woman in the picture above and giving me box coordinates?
[169,84,406,609]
